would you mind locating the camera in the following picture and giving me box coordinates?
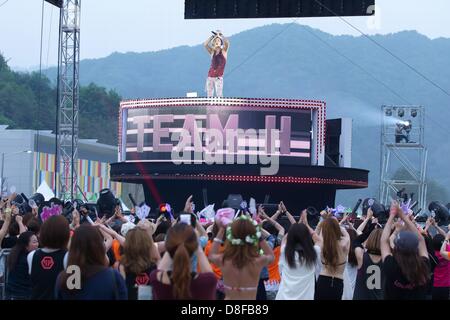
[10,193,45,215]
[78,202,98,224]
[362,198,388,223]
[428,201,450,226]
[306,206,320,228]
[61,199,97,224]
[97,188,117,219]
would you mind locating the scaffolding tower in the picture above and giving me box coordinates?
[380,105,428,211]
[56,0,81,200]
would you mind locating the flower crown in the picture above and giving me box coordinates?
[226,215,261,246]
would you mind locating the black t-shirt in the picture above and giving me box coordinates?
[124,264,157,300]
[353,252,384,300]
[6,253,32,299]
[383,255,430,300]
[30,249,67,300]
[1,236,17,249]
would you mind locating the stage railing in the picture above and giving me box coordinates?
[0,249,11,300]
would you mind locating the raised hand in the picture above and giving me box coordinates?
[31,207,38,218]
[184,195,194,214]
[72,209,80,224]
[389,201,400,217]
[115,206,123,218]
[15,214,23,224]
[11,205,19,216]
[300,209,308,224]
[258,205,268,219]
[280,201,287,213]
[367,207,374,219]
[98,215,106,225]
[278,202,283,213]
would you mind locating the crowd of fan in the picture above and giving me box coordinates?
[0,192,449,301]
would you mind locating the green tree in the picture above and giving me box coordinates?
[79,83,121,145]
[0,53,121,145]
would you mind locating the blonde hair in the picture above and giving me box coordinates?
[121,228,158,275]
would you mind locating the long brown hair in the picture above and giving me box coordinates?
[165,223,198,299]
[393,248,430,286]
[60,225,108,291]
[347,228,358,267]
[121,228,158,275]
[222,219,259,269]
[321,218,343,273]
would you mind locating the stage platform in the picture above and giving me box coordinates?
[110,162,368,216]
[112,97,369,215]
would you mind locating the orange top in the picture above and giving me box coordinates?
[204,240,223,279]
[112,239,122,262]
[268,246,281,282]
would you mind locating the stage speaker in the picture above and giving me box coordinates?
[45,0,63,8]
[185,0,375,19]
[325,118,352,168]
[223,194,244,210]
[97,188,116,218]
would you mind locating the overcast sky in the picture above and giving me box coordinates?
[0,0,449,69]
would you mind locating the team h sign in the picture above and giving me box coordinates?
[185,0,375,19]
[119,98,326,169]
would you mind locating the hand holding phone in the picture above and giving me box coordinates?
[180,214,191,225]
[184,195,194,213]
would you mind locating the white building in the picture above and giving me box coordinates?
[0,125,121,200]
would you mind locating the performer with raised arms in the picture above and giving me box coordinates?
[204,30,229,98]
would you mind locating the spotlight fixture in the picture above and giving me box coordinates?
[428,201,450,226]
[44,0,63,8]
[398,109,405,118]
[411,109,418,118]
[385,109,393,117]
[395,121,413,144]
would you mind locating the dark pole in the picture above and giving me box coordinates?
[1,153,4,195]
[71,8,77,201]
[54,6,62,197]
[36,0,45,173]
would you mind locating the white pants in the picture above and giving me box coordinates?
[206,77,224,97]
